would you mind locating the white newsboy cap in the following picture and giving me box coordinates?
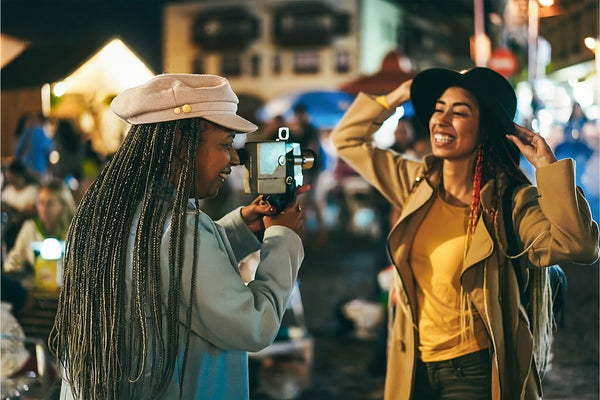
[110,73,258,133]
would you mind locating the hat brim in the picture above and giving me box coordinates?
[410,68,516,129]
[203,113,258,134]
[122,108,258,134]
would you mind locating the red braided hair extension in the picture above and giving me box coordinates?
[467,145,484,236]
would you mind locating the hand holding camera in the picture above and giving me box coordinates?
[241,185,311,234]
[263,196,307,236]
[241,195,274,233]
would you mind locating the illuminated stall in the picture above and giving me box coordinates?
[48,38,154,156]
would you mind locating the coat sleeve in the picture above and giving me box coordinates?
[216,207,261,261]
[172,211,304,352]
[330,92,426,210]
[514,158,599,266]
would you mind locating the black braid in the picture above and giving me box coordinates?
[50,117,207,399]
[475,102,531,230]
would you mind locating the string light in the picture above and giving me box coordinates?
[538,0,554,7]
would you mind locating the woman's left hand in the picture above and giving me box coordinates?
[240,185,312,233]
[241,195,275,233]
[506,124,557,169]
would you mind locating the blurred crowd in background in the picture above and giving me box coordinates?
[2,91,598,282]
[0,80,598,399]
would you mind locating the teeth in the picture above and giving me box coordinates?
[434,134,454,143]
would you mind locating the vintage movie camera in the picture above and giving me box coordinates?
[240,127,315,214]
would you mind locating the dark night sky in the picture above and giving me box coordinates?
[1,0,474,68]
[1,0,477,88]
[1,0,166,56]
[1,0,170,87]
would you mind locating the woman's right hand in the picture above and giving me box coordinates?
[263,185,311,236]
[384,79,413,109]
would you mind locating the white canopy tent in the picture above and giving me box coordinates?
[52,38,154,100]
[49,38,154,155]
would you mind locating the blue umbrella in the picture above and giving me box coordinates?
[257,90,355,129]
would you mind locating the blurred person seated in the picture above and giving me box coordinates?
[3,179,76,289]
[1,160,40,254]
[1,274,58,396]
[1,273,37,378]
[1,301,34,379]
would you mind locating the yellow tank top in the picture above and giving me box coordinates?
[410,192,489,362]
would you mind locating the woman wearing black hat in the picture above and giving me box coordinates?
[331,67,598,400]
[51,74,308,400]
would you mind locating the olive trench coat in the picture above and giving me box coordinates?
[331,93,599,400]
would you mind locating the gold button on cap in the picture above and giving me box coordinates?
[182,104,192,113]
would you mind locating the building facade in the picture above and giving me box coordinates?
[163,0,402,103]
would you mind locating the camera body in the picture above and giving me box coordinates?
[242,127,315,213]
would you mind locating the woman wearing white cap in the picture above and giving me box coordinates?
[51,74,308,399]
[331,67,598,399]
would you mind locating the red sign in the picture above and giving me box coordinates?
[487,48,518,78]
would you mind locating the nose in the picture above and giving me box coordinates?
[432,109,451,126]
[230,147,241,166]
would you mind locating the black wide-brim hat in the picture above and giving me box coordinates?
[410,67,517,130]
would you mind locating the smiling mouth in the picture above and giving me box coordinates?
[434,134,455,143]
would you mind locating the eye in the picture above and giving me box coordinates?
[455,109,472,117]
[450,105,470,116]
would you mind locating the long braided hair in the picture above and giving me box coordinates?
[466,100,531,235]
[475,105,555,377]
[50,117,209,399]
[459,99,532,342]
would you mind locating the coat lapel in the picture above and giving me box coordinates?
[388,177,436,320]
[463,217,494,273]
[462,179,498,274]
